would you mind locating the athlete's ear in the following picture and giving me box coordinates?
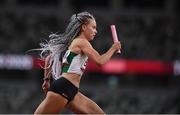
[81,24,86,31]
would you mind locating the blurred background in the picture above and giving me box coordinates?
[0,0,180,114]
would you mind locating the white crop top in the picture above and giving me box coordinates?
[61,50,88,76]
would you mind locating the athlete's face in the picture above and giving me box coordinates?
[82,19,97,41]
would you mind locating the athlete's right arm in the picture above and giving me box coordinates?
[77,39,121,65]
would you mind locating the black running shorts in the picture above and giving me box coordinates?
[48,77,78,103]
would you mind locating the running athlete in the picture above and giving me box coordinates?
[34,11,121,114]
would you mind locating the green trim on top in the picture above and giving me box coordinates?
[61,51,78,73]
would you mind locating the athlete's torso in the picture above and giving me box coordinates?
[61,50,88,76]
[61,38,88,87]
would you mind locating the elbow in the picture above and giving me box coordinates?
[96,62,102,66]
[95,62,103,67]
[99,62,106,65]
[96,60,106,66]
[93,56,107,66]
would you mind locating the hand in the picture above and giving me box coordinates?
[112,41,121,53]
[42,80,50,94]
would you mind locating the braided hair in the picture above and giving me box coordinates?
[40,11,95,79]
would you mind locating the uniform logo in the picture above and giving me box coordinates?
[62,93,68,98]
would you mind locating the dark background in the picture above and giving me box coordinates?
[0,0,180,114]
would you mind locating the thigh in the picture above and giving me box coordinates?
[34,91,68,114]
[66,92,105,114]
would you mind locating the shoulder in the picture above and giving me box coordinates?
[73,38,88,43]
[73,38,92,48]
[69,38,89,54]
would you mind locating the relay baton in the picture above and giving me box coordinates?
[110,25,121,53]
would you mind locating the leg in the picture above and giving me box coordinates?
[34,91,68,114]
[66,92,105,114]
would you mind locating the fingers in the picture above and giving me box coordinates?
[42,86,48,93]
[113,42,121,50]
[113,41,121,54]
[42,81,50,94]
[42,83,48,93]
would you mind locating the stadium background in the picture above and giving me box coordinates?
[0,0,180,114]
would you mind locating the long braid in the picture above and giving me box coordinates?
[40,11,95,79]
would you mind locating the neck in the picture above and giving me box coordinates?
[78,33,87,40]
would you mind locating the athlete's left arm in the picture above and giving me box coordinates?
[42,55,52,93]
[44,55,52,80]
